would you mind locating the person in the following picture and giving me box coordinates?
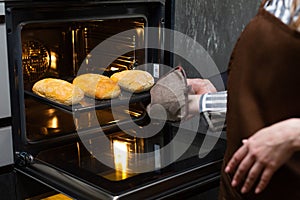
[186,0,300,199]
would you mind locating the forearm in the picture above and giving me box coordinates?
[200,91,227,112]
[188,94,201,115]
[286,118,300,152]
[188,91,227,131]
[188,91,227,112]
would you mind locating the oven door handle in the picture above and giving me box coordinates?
[15,161,115,200]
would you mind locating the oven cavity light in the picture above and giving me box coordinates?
[136,27,144,37]
[110,67,120,71]
[85,54,92,65]
[50,51,57,70]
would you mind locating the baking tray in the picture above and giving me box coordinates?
[24,90,151,113]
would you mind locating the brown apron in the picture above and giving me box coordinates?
[219,0,300,199]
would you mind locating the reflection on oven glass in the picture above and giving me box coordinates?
[75,105,144,130]
[113,140,129,180]
[40,114,59,136]
[101,135,139,181]
[47,116,58,129]
[26,95,146,142]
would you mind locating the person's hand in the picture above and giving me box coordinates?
[225,118,300,194]
[186,78,217,117]
[187,78,217,95]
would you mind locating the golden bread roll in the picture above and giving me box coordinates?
[32,78,84,105]
[110,70,154,93]
[73,73,121,99]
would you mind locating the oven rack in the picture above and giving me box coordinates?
[24,90,151,113]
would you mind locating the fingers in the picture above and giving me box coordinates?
[186,79,193,85]
[186,78,217,94]
[203,79,217,93]
[255,168,274,194]
[241,162,264,193]
[225,143,261,193]
[225,145,248,174]
[225,139,275,195]
[231,153,255,188]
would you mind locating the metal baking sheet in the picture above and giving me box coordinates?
[24,90,150,113]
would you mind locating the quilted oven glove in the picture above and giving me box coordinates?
[147,66,192,121]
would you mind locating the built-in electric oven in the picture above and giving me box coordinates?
[0,0,226,199]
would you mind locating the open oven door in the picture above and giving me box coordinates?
[16,123,226,200]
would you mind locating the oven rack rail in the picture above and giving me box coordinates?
[24,90,151,113]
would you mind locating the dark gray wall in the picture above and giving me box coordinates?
[173,2,261,199]
[174,0,261,77]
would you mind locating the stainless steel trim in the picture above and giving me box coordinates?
[0,126,14,167]
[0,2,11,119]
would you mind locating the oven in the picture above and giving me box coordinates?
[0,0,226,199]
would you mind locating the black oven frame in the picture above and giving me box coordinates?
[2,1,226,200]
[6,0,170,151]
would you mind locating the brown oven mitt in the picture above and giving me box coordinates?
[146,66,192,121]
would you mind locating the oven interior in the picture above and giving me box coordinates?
[21,18,146,86]
[21,17,151,145]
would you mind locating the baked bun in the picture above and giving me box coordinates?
[32,78,84,105]
[73,73,121,99]
[110,70,154,93]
